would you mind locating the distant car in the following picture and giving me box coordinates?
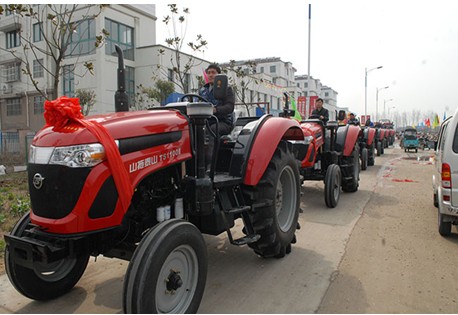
[432,108,458,236]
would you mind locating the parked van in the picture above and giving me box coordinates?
[432,108,458,236]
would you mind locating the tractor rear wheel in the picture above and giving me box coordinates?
[361,147,368,170]
[324,164,341,208]
[246,141,300,258]
[342,145,360,193]
[5,212,89,301]
[123,219,207,314]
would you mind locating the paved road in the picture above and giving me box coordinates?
[0,144,441,313]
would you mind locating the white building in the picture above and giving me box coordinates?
[0,4,156,133]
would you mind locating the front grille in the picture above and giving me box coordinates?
[28,164,91,219]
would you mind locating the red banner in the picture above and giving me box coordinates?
[308,96,318,117]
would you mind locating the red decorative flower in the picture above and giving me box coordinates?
[44,96,84,132]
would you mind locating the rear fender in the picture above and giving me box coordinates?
[241,117,303,186]
[366,128,376,146]
[335,125,360,156]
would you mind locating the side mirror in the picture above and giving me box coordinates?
[213,75,228,100]
[338,110,346,121]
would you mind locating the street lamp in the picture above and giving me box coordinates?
[383,98,394,117]
[365,65,383,120]
[375,86,389,121]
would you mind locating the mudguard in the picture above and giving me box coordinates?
[379,128,386,140]
[240,116,303,186]
[335,125,360,157]
[366,127,376,146]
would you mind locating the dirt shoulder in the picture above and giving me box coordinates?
[318,148,458,313]
[0,172,30,275]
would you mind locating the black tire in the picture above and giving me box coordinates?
[433,193,439,208]
[5,212,89,301]
[377,141,382,156]
[246,141,300,258]
[381,140,385,154]
[415,148,418,153]
[405,148,407,153]
[342,145,360,193]
[438,210,452,237]
[324,164,341,208]
[368,144,375,166]
[361,147,368,171]
[123,219,207,314]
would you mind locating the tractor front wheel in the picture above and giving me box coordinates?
[377,141,382,156]
[361,147,368,171]
[368,144,375,166]
[342,145,360,193]
[5,212,89,301]
[324,164,341,208]
[246,141,300,258]
[123,219,207,314]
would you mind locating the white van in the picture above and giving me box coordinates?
[432,108,458,236]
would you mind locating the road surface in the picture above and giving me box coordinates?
[2,145,454,313]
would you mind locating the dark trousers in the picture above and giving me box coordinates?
[206,121,233,169]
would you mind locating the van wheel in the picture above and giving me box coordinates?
[5,212,89,301]
[123,219,207,313]
[433,193,439,208]
[438,211,452,236]
[246,141,300,258]
[324,164,341,208]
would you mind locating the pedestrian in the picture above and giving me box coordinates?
[199,64,235,170]
[311,98,329,123]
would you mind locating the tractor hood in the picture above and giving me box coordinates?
[33,110,189,147]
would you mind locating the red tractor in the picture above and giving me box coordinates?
[4,47,305,313]
[285,104,361,208]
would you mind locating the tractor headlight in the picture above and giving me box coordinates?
[29,143,106,167]
[303,136,314,145]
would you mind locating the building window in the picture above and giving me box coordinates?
[325,92,329,97]
[6,30,21,49]
[304,82,308,88]
[260,67,264,73]
[33,95,45,114]
[125,66,135,105]
[296,83,300,88]
[5,62,20,82]
[272,78,276,84]
[270,65,276,73]
[105,18,134,61]
[6,98,21,116]
[33,59,44,78]
[184,73,191,93]
[167,69,174,82]
[63,65,75,97]
[66,19,96,56]
[33,22,43,42]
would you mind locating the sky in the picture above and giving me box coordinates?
[154,0,458,120]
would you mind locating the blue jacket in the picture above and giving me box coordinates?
[199,83,235,126]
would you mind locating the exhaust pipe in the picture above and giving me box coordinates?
[114,45,129,112]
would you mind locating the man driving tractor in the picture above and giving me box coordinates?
[311,98,329,123]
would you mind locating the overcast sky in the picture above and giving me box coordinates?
[155,0,458,120]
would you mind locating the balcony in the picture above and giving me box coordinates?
[0,15,21,32]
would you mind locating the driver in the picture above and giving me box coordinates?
[348,113,360,125]
[199,64,235,170]
[311,98,329,123]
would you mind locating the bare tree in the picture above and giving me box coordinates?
[0,4,108,100]
[155,4,207,94]
[75,88,96,115]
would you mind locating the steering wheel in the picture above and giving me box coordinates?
[308,114,321,119]
[180,94,210,103]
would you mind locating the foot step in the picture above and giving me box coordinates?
[232,234,261,246]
